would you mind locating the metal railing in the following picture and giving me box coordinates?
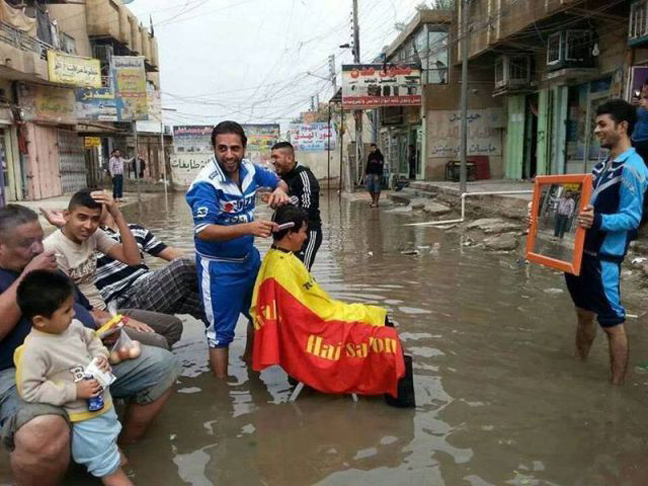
[0,20,54,60]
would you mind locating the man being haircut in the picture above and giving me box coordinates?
[0,204,180,485]
[569,99,648,385]
[186,121,290,379]
[270,141,322,270]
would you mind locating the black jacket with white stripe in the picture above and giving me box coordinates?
[282,163,321,230]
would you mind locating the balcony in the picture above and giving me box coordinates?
[0,20,51,81]
[86,0,131,46]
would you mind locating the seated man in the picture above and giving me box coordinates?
[41,205,206,323]
[43,189,182,350]
[251,205,413,403]
[0,204,180,485]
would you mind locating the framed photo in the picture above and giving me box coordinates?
[526,174,593,275]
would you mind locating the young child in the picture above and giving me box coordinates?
[15,270,133,486]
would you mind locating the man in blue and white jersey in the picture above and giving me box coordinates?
[186,121,290,378]
[570,99,648,385]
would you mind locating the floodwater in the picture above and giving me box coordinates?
[3,192,648,485]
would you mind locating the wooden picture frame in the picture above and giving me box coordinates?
[526,174,593,275]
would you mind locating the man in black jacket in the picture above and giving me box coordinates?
[270,142,322,270]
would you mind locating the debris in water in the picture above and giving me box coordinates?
[401,249,420,256]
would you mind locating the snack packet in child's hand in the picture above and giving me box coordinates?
[109,329,142,364]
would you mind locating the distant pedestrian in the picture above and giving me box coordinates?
[365,143,384,208]
[554,191,575,239]
[270,141,322,270]
[408,144,416,180]
[133,156,146,179]
[108,149,130,202]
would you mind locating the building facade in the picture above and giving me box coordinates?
[0,0,161,203]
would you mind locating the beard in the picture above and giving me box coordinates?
[215,153,243,175]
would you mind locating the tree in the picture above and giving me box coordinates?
[431,0,455,9]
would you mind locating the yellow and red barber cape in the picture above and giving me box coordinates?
[251,248,405,397]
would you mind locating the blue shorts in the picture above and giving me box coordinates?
[565,255,625,328]
[197,248,262,348]
[365,174,382,193]
[72,406,121,478]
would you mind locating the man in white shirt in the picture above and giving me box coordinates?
[108,149,132,203]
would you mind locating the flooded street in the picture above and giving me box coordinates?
[4,193,648,485]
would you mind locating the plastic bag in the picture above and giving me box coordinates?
[109,328,142,364]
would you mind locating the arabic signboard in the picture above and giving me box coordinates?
[426,108,504,158]
[244,124,280,165]
[136,86,163,133]
[111,56,148,121]
[75,87,119,121]
[84,137,101,148]
[18,84,76,125]
[287,123,336,151]
[342,64,421,109]
[170,153,212,187]
[173,125,212,153]
[47,51,101,88]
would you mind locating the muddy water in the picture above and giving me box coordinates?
[3,193,648,485]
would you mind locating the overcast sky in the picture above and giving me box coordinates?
[128,0,428,127]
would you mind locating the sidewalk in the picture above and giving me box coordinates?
[16,192,162,235]
[389,179,534,220]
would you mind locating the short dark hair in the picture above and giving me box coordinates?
[596,99,637,136]
[211,121,247,148]
[17,270,74,321]
[68,188,102,212]
[0,205,38,240]
[370,143,377,148]
[271,141,295,155]
[271,204,308,240]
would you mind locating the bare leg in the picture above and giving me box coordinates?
[209,347,229,379]
[575,307,597,360]
[118,387,174,445]
[242,322,254,367]
[11,415,70,486]
[368,191,375,206]
[375,191,381,207]
[603,324,629,385]
[102,468,134,486]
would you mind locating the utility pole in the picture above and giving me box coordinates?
[459,0,470,194]
[132,121,141,204]
[328,54,337,93]
[351,0,361,193]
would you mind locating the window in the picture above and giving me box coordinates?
[565,31,592,61]
[630,1,648,40]
[425,25,449,84]
[547,32,562,65]
[494,55,531,90]
[494,57,505,88]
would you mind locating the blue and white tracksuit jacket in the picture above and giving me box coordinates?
[186,157,279,347]
[565,147,648,326]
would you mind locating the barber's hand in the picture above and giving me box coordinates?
[259,191,271,204]
[246,220,278,238]
[91,190,117,214]
[124,319,154,333]
[39,208,65,228]
[267,188,290,209]
[24,251,58,274]
[578,205,594,228]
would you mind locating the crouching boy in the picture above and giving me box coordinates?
[15,270,132,485]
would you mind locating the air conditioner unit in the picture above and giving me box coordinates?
[495,55,532,90]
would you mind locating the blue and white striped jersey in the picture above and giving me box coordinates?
[587,147,648,260]
[186,156,279,258]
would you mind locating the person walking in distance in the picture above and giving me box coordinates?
[108,150,130,203]
[270,141,322,270]
[365,143,384,208]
